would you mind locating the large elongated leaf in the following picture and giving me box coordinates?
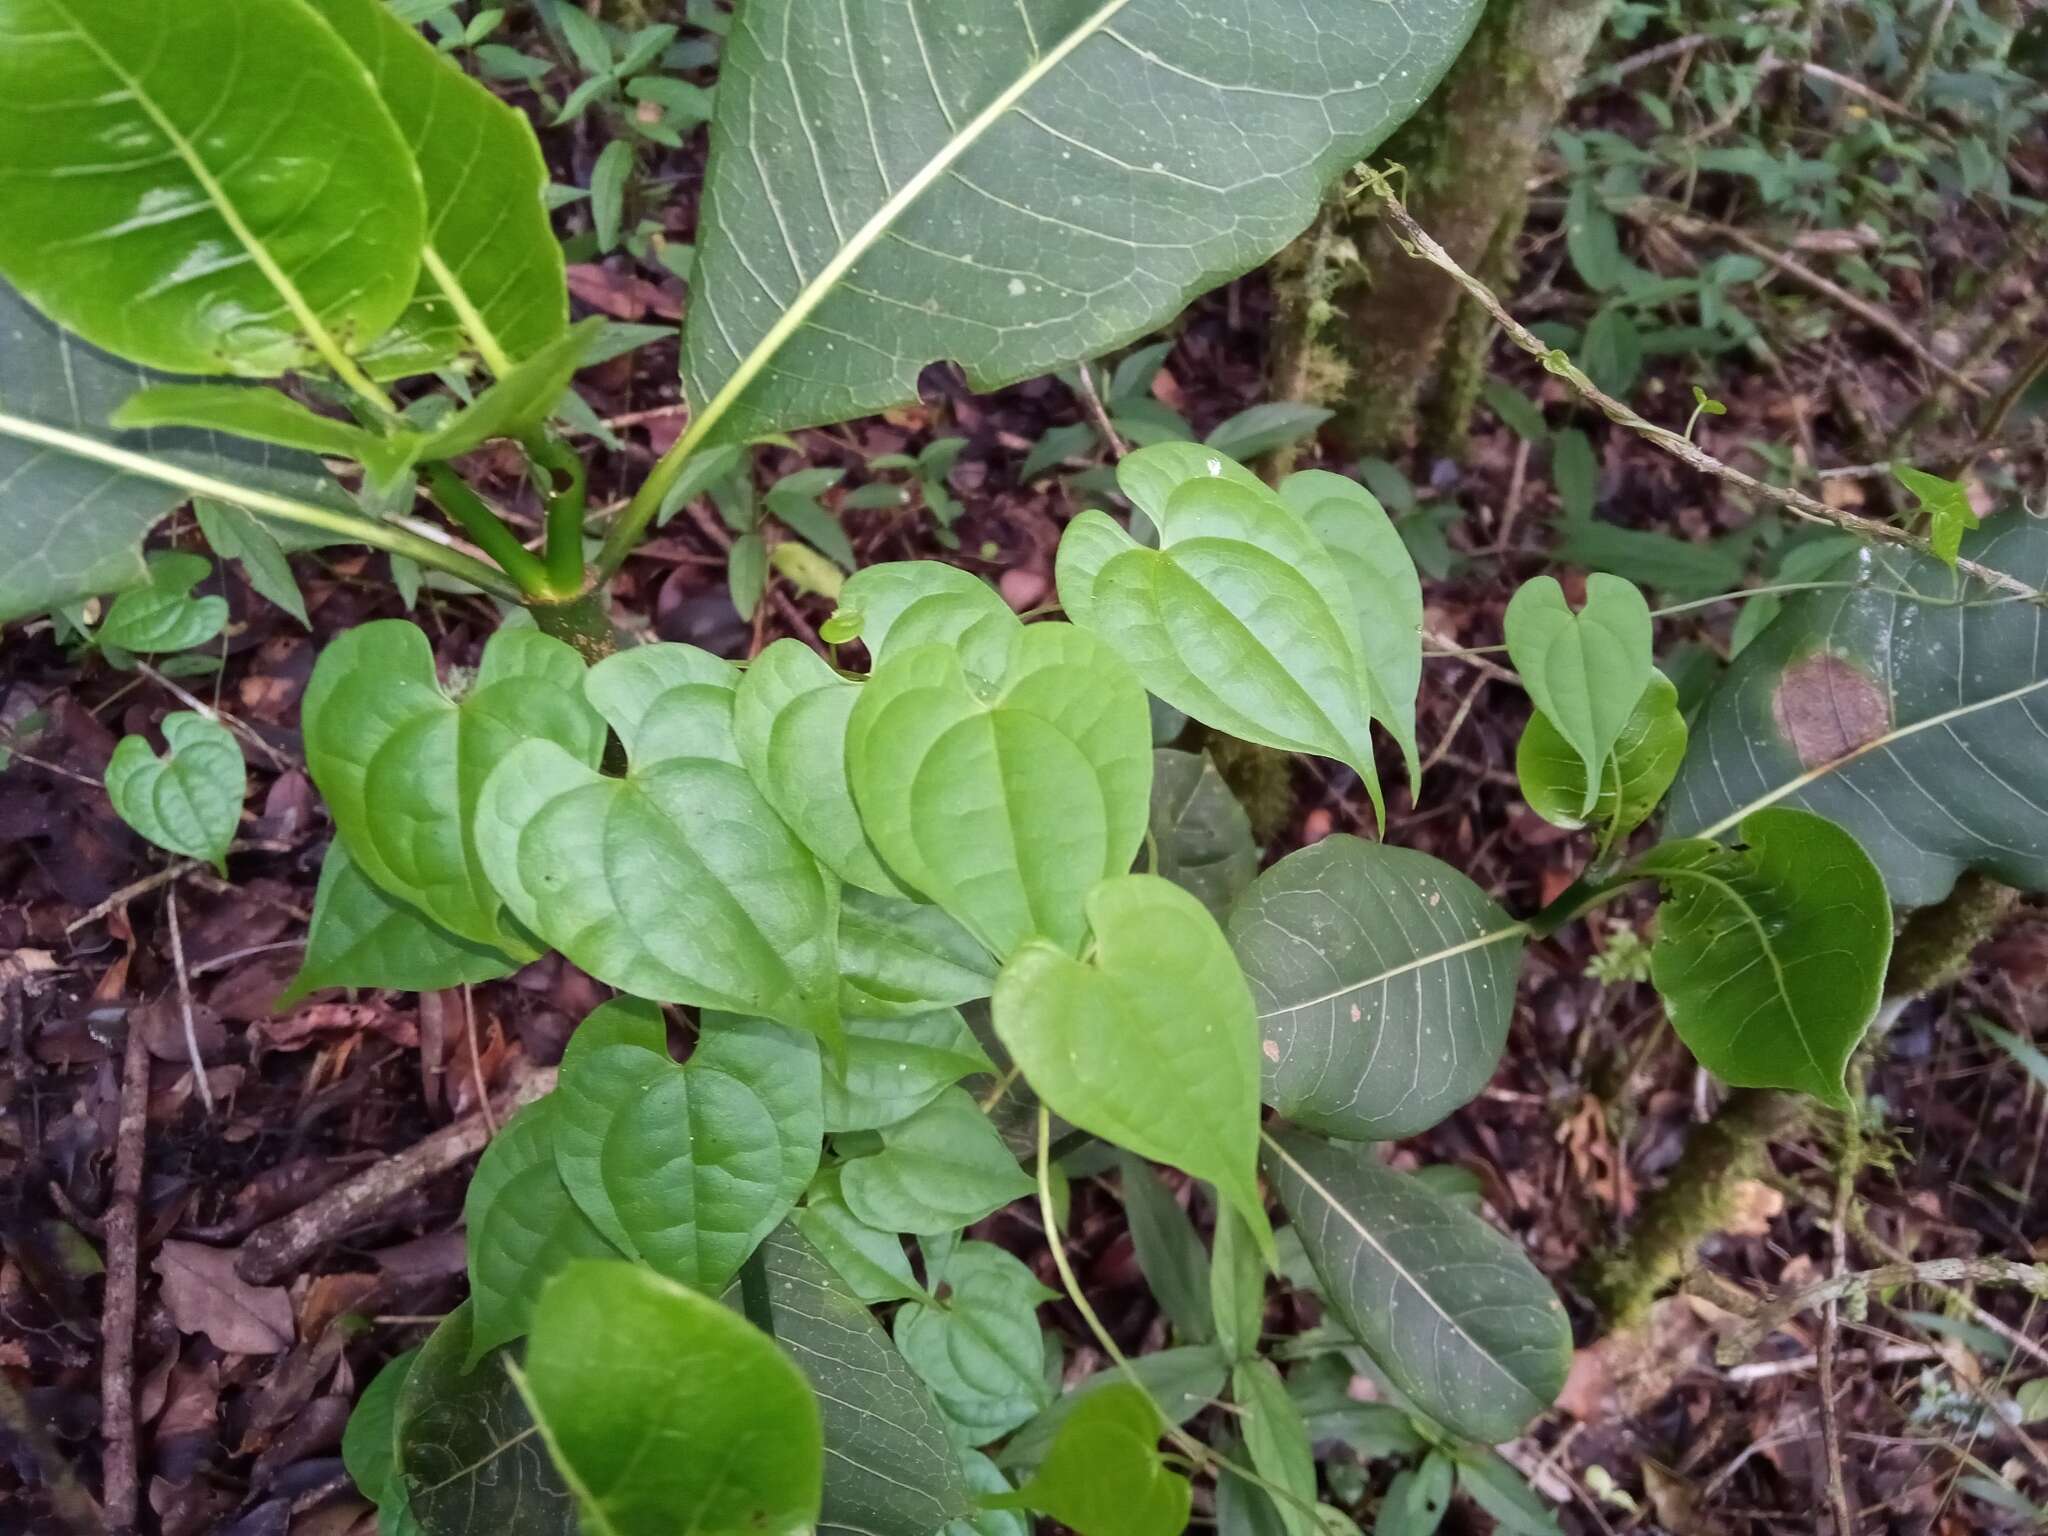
[0,285,360,622]
[679,0,1483,448]
[1637,808,1892,1108]
[300,0,566,379]
[1666,525,2048,905]
[1228,837,1523,1141]
[741,1225,974,1536]
[303,622,606,956]
[0,0,424,377]
[1264,1131,1570,1446]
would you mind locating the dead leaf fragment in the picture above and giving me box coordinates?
[151,1240,295,1355]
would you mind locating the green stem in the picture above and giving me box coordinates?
[525,431,591,596]
[421,462,552,598]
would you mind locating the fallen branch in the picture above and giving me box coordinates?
[1717,1257,2048,1365]
[236,1064,556,1285]
[99,1013,151,1533]
[1352,166,2043,604]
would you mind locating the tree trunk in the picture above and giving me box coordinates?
[1319,0,1615,454]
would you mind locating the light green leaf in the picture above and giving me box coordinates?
[301,0,566,378]
[999,1347,1227,1473]
[735,638,904,896]
[99,552,227,653]
[730,530,768,620]
[847,622,1152,958]
[582,641,742,767]
[994,874,1272,1260]
[894,1240,1056,1445]
[280,841,518,1006]
[415,319,605,460]
[740,1225,973,1536]
[839,1086,1033,1235]
[1278,468,1425,785]
[1517,671,1686,843]
[193,500,309,628]
[0,0,424,378]
[1119,1153,1212,1345]
[519,1260,822,1536]
[1264,1131,1570,1445]
[793,1182,928,1305]
[600,1013,822,1292]
[823,1008,993,1132]
[464,1098,623,1363]
[104,712,242,873]
[1666,523,2048,905]
[1228,836,1523,1142]
[677,0,1479,450]
[1636,808,1892,1107]
[1504,574,1653,818]
[835,561,1020,673]
[947,1451,1030,1536]
[1894,465,1979,569]
[1057,451,1393,824]
[303,620,606,955]
[0,283,365,623]
[112,385,415,490]
[551,997,671,1255]
[837,887,1000,1017]
[986,1384,1190,1536]
[395,1304,576,1536]
[1205,403,1334,463]
[1211,1206,1267,1363]
[1146,749,1257,920]
[1232,1360,1319,1536]
[1376,1455,1453,1536]
[1454,1450,1566,1536]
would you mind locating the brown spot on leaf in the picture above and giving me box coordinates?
[1770,653,1891,769]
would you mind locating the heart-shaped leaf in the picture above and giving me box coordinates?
[1503,574,1653,818]
[299,0,567,380]
[1057,450,1393,823]
[793,1180,928,1305]
[894,1241,1056,1446]
[600,1014,822,1292]
[998,1348,1228,1475]
[104,712,243,873]
[1636,808,1893,1107]
[735,638,904,896]
[847,621,1151,958]
[519,1260,822,1536]
[98,552,228,653]
[985,1384,1190,1536]
[0,0,425,378]
[1264,1131,1570,1445]
[837,888,998,1017]
[551,997,671,1256]
[839,1086,1033,1235]
[1146,749,1258,920]
[1517,670,1686,847]
[581,641,743,767]
[835,561,1021,673]
[281,841,517,1006]
[993,874,1272,1259]
[823,1008,993,1133]
[303,621,605,955]
[1228,836,1524,1141]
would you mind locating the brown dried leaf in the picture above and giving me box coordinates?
[152,1241,295,1355]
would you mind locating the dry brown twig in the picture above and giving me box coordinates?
[1352,166,2044,604]
[1717,1256,2048,1364]
[163,888,213,1115]
[99,1011,151,1533]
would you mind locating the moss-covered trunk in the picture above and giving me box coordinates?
[1314,0,1615,454]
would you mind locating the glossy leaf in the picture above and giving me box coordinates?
[1264,1130,1570,1445]
[839,1086,1033,1235]
[301,0,567,378]
[282,841,517,1006]
[601,1014,822,1292]
[838,887,999,1017]
[835,561,1021,674]
[1666,525,2048,904]
[111,385,415,489]
[680,0,1480,447]
[1058,451,1393,822]
[742,1225,973,1536]
[986,1384,1190,1536]
[0,0,424,377]
[1517,670,1685,843]
[847,622,1152,958]
[999,1347,1228,1473]
[996,875,1271,1254]
[303,621,605,955]
[474,651,842,1047]
[1503,574,1653,818]
[520,1260,822,1536]
[98,552,227,653]
[193,500,308,626]
[1232,1359,1318,1536]
[551,997,671,1255]
[0,284,359,622]
[395,1304,576,1536]
[1229,836,1523,1142]
[1894,465,1978,569]
[1146,749,1258,919]
[1637,808,1892,1107]
[894,1240,1056,1445]
[104,712,243,873]
[735,637,904,896]
[823,1008,993,1133]
[793,1183,928,1305]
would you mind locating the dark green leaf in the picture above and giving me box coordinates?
[99,552,227,653]
[1232,1359,1318,1536]
[1118,1153,1213,1345]
[551,997,671,1255]
[999,1347,1227,1473]
[194,500,309,628]
[839,1087,1033,1235]
[1504,574,1653,818]
[837,887,999,1017]
[822,1008,992,1133]
[1204,403,1333,462]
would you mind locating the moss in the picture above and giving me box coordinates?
[1202,732,1297,843]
